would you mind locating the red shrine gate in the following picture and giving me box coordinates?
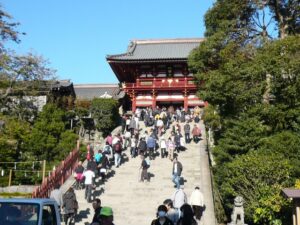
[107,38,206,111]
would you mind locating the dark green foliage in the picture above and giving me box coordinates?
[26,103,66,161]
[213,116,269,164]
[54,130,79,159]
[217,151,292,224]
[0,115,31,163]
[0,6,79,186]
[90,98,120,136]
[189,0,300,223]
[202,104,221,131]
[260,131,300,177]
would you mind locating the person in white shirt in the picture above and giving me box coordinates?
[131,137,137,158]
[83,166,95,203]
[189,186,204,221]
[124,130,131,149]
[160,136,167,158]
[157,118,164,136]
[171,185,187,211]
[50,184,63,208]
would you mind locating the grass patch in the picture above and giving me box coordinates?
[0,192,32,198]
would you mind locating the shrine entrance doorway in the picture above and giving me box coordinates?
[157,101,183,109]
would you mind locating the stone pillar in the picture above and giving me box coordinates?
[152,90,156,110]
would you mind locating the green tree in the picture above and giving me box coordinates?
[188,0,300,224]
[54,130,78,159]
[260,131,300,176]
[90,98,120,136]
[0,115,30,163]
[218,151,292,224]
[213,116,269,164]
[0,4,23,47]
[26,103,66,161]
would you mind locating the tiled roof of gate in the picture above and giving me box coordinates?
[74,84,124,100]
[106,38,204,61]
[282,188,300,199]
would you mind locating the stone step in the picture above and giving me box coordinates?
[74,120,216,225]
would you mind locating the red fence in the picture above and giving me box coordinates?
[124,77,197,90]
[32,142,80,198]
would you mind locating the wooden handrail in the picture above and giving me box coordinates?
[32,145,80,198]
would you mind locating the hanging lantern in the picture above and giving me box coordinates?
[1,170,4,176]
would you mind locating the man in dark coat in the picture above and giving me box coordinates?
[172,156,183,189]
[183,122,191,144]
[138,137,147,156]
[91,198,102,224]
[63,187,77,225]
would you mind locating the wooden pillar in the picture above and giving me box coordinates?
[184,90,188,111]
[296,200,300,225]
[152,90,156,110]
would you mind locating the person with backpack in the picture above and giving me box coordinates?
[139,154,149,182]
[87,158,98,179]
[147,135,156,160]
[103,143,111,154]
[83,165,95,203]
[138,137,147,156]
[94,150,103,166]
[99,152,110,181]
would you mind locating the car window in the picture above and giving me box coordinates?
[0,202,39,225]
[42,205,57,225]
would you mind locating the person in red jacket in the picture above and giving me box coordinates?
[192,124,201,143]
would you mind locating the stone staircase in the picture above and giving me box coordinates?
[74,120,216,225]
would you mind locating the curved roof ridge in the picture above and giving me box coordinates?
[74,83,119,88]
[133,38,204,44]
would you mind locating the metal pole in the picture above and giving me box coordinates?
[42,160,46,182]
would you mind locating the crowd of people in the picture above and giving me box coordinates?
[50,105,205,225]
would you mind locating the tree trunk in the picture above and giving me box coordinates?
[272,0,288,39]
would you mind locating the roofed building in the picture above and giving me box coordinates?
[74,83,124,100]
[106,38,205,111]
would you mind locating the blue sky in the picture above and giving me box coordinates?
[3,0,214,84]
